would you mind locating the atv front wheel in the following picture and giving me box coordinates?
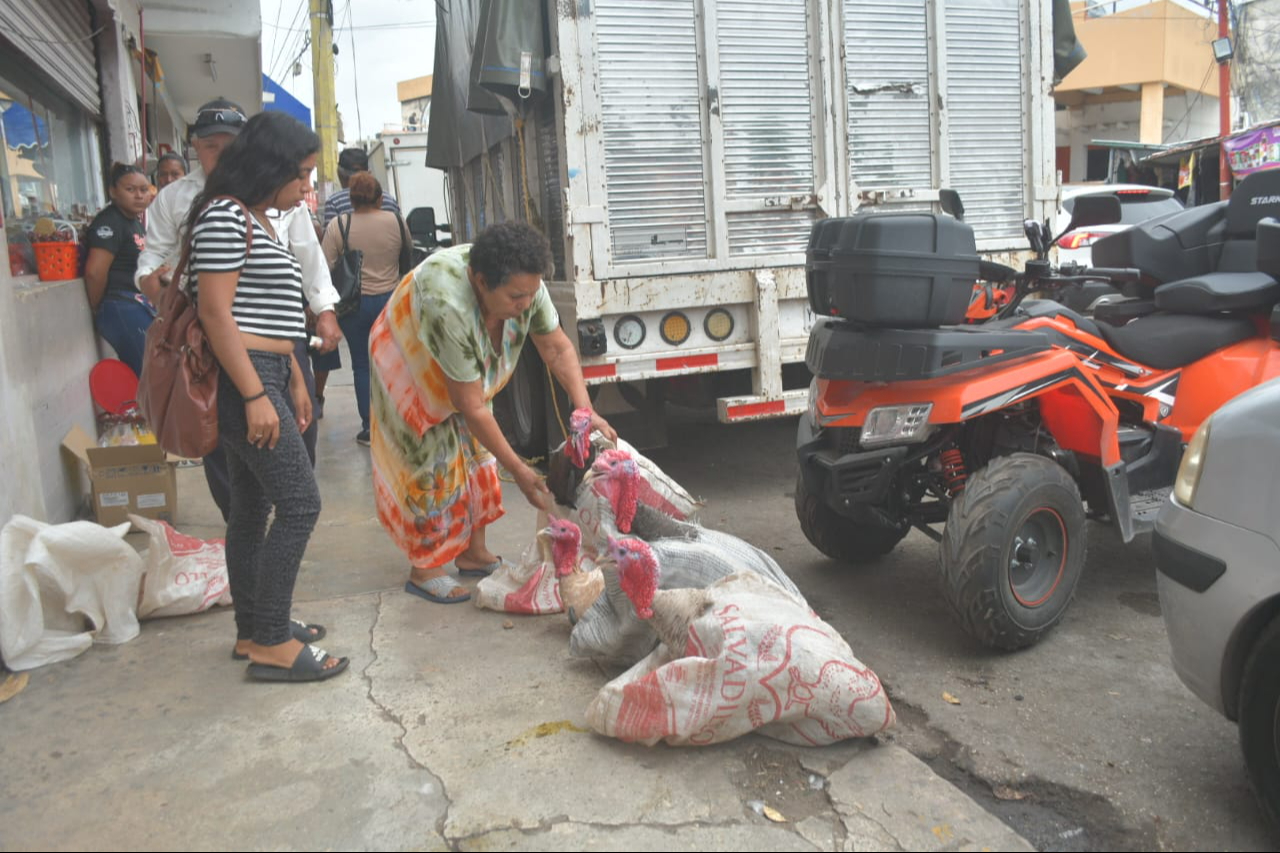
[939,453,1086,651]
[794,472,909,563]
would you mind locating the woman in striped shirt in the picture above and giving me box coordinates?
[186,112,347,683]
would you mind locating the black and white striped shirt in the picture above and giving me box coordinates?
[189,198,307,340]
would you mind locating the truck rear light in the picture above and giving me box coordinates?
[660,312,692,345]
[704,308,734,341]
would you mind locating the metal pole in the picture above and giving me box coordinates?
[1219,0,1232,201]
[139,9,147,171]
[309,0,338,203]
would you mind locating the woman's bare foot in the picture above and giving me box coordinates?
[245,638,343,671]
[409,566,469,600]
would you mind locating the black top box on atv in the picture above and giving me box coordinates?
[806,213,979,328]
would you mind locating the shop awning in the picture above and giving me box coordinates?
[262,74,311,128]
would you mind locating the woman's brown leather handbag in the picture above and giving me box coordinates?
[138,197,252,459]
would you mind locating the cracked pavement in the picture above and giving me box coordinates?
[0,376,1030,851]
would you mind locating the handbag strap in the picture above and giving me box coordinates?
[337,212,353,253]
[171,196,256,294]
[396,213,412,273]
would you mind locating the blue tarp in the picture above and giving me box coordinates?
[1,102,49,150]
[262,75,311,128]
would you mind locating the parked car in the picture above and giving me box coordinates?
[1154,377,1280,831]
[1055,184,1184,266]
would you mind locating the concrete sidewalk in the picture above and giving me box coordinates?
[0,372,1032,851]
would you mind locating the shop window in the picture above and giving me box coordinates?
[1,54,103,277]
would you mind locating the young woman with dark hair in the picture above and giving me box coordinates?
[84,162,156,377]
[185,111,348,682]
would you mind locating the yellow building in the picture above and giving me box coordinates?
[1055,0,1222,183]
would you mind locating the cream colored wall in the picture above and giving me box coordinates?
[1059,0,1219,96]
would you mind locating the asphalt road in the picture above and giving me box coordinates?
[639,408,1276,853]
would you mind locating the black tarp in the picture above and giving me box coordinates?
[426,0,515,169]
[1053,0,1087,83]
[471,0,550,106]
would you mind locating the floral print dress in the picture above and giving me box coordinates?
[368,244,559,569]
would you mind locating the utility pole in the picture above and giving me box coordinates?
[1219,0,1233,201]
[309,0,338,203]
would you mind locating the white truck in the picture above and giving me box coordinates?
[429,0,1059,454]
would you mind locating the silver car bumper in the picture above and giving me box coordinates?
[1154,495,1280,719]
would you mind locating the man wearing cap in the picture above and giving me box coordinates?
[135,98,343,519]
[322,147,401,227]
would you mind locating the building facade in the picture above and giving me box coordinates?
[0,0,262,525]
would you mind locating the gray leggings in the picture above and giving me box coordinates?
[218,351,321,646]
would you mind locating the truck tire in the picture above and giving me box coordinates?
[1239,616,1280,832]
[493,346,548,460]
[794,472,909,563]
[939,453,1086,651]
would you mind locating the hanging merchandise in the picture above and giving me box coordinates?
[1179,153,1196,190]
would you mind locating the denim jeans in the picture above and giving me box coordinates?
[95,294,155,378]
[339,291,393,432]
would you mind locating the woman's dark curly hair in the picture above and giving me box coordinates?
[184,112,319,237]
[469,221,553,289]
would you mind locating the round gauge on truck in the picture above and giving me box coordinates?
[613,315,646,349]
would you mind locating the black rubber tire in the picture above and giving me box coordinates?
[493,346,548,459]
[794,471,909,563]
[1239,617,1280,832]
[939,453,1086,651]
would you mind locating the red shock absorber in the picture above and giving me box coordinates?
[940,447,968,496]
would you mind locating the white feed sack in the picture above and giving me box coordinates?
[586,573,896,747]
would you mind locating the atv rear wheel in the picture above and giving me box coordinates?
[794,472,909,563]
[939,453,1086,651]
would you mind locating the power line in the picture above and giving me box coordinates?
[262,18,436,32]
[1163,58,1218,144]
[343,0,364,142]
[268,0,308,80]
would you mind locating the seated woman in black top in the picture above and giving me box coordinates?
[84,163,155,377]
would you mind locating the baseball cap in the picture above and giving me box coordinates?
[190,98,248,139]
[338,148,369,172]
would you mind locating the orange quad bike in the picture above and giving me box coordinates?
[796,169,1280,651]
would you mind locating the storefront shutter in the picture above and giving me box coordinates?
[0,0,101,117]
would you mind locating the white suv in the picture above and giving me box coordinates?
[1056,184,1185,265]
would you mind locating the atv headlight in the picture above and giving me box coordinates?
[861,404,934,448]
[1173,417,1212,508]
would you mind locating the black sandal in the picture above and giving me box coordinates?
[231,620,326,660]
[246,644,349,683]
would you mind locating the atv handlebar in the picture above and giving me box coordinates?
[1077,267,1142,283]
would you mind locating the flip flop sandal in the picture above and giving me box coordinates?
[246,644,349,683]
[455,557,504,578]
[404,575,472,604]
[231,620,326,660]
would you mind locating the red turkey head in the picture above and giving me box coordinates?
[567,407,593,469]
[591,449,639,533]
[547,518,583,578]
[607,535,659,620]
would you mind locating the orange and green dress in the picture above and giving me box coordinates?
[368,244,559,569]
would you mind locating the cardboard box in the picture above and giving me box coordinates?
[62,426,178,527]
